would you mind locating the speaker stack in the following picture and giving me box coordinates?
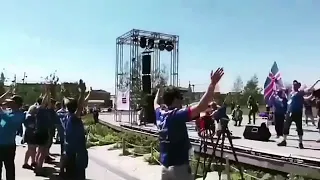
[142,54,151,94]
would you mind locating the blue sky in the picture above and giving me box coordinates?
[1,0,320,93]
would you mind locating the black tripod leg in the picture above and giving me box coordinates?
[203,131,222,179]
[194,138,204,180]
[218,132,226,180]
[202,131,208,180]
[226,130,244,180]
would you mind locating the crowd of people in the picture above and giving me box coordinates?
[0,79,91,180]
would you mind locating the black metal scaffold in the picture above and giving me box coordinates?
[114,29,179,124]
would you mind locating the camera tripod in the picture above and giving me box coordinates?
[194,128,215,180]
[207,121,244,180]
[195,120,244,180]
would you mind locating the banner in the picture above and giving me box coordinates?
[116,88,130,111]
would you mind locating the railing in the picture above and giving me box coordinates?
[120,138,260,180]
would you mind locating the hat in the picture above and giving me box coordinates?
[4,95,23,107]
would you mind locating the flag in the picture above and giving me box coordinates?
[264,62,284,105]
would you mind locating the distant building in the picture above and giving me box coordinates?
[87,90,111,108]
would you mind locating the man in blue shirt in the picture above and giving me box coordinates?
[63,79,91,180]
[0,93,25,180]
[278,80,312,149]
[272,90,287,138]
[154,68,224,180]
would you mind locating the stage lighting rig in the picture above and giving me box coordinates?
[140,37,147,48]
[165,41,174,51]
[115,29,179,123]
[158,40,166,51]
[147,38,154,49]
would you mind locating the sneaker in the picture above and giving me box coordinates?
[299,143,304,149]
[277,140,287,146]
[22,164,32,169]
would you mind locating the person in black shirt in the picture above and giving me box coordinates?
[247,96,258,124]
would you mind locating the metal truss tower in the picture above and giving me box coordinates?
[115,29,179,124]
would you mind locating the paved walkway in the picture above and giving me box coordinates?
[2,144,125,180]
[3,144,220,180]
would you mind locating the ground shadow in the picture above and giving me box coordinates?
[46,160,60,166]
[34,166,59,178]
[49,153,61,157]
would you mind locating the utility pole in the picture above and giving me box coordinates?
[22,72,27,84]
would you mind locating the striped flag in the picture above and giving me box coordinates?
[264,62,284,105]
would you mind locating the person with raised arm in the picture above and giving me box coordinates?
[63,79,91,180]
[34,84,52,176]
[278,80,313,149]
[0,88,25,180]
[154,68,224,180]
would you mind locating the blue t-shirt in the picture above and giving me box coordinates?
[56,108,68,139]
[64,113,88,168]
[273,96,287,114]
[156,107,191,167]
[288,91,304,113]
[64,113,86,154]
[0,110,25,145]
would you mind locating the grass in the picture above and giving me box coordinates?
[82,114,314,180]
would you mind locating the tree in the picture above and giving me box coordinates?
[232,76,244,92]
[230,76,244,104]
[16,83,42,105]
[242,74,263,105]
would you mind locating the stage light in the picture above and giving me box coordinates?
[147,38,154,49]
[158,40,166,51]
[165,41,174,51]
[140,37,147,48]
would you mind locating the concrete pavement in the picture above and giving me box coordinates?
[2,144,220,180]
[1,144,125,180]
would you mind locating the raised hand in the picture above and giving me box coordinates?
[210,68,224,87]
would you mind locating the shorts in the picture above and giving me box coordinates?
[24,130,37,145]
[35,130,50,146]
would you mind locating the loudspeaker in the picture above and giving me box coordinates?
[142,55,151,74]
[243,123,271,142]
[143,94,156,124]
[142,75,151,94]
